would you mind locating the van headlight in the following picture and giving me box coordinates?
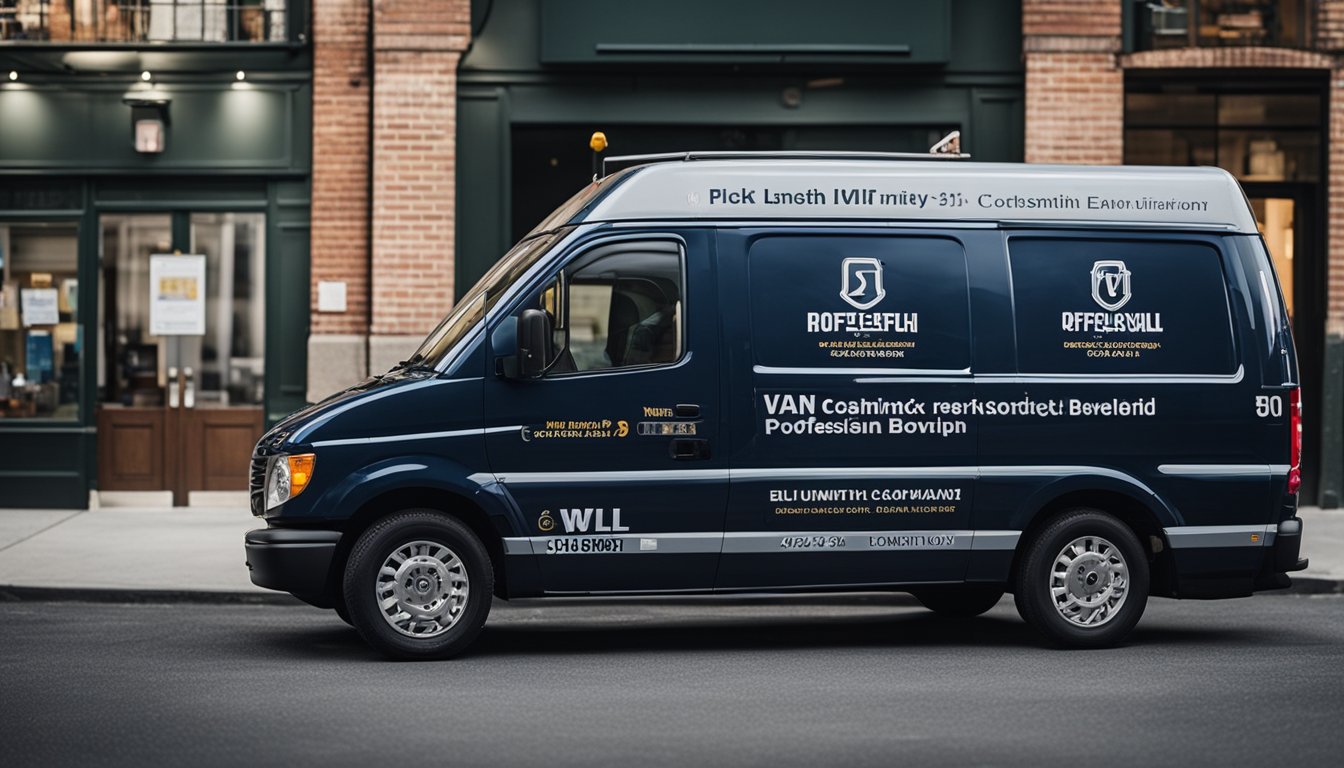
[266,454,316,510]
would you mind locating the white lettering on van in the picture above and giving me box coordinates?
[558,508,629,533]
[763,394,816,416]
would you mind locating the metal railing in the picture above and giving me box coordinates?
[0,1,289,43]
[1131,0,1314,51]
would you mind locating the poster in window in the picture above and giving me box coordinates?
[149,254,206,336]
[20,288,59,326]
[25,330,53,384]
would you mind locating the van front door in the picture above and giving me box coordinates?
[484,232,726,593]
[716,229,979,589]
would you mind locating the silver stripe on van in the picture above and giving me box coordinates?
[976,366,1244,385]
[501,529,1023,555]
[311,424,522,448]
[1163,524,1276,548]
[774,367,1245,385]
[1157,464,1273,477]
[754,365,972,377]
[479,465,1148,486]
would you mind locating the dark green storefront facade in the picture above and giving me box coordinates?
[456,0,1025,294]
[0,41,311,508]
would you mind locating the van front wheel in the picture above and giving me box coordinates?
[1013,510,1149,648]
[343,510,493,660]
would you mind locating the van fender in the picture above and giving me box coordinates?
[321,455,527,538]
[1001,468,1183,534]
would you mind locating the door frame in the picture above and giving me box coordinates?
[1242,182,1323,503]
[93,203,272,505]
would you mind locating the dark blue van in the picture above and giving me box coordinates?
[245,153,1306,659]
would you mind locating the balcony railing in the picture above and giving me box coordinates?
[0,1,291,44]
[1131,0,1314,51]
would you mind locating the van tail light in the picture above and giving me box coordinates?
[1288,387,1302,495]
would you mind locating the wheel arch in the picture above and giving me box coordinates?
[323,478,518,607]
[1007,486,1178,597]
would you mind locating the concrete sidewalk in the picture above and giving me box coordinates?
[0,505,1340,598]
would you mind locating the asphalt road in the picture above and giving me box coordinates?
[2,593,1342,767]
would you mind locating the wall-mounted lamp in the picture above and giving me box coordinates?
[235,70,246,81]
[140,70,152,82]
[122,97,171,154]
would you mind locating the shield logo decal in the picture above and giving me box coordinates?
[1091,260,1132,311]
[840,257,886,310]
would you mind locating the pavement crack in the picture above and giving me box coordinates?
[0,511,85,555]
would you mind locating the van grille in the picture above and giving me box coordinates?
[249,454,268,517]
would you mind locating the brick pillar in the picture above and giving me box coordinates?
[308,0,373,400]
[368,0,472,373]
[1023,0,1124,165]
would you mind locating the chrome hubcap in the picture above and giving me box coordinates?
[1050,535,1129,628]
[376,539,469,638]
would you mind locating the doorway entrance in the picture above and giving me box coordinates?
[95,212,266,505]
[1245,187,1323,500]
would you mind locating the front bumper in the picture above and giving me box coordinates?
[244,528,342,605]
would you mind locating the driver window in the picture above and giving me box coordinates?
[547,241,684,374]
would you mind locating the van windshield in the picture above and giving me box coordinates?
[408,231,563,368]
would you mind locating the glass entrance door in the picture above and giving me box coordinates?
[96,212,266,505]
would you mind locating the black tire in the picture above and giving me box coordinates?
[911,586,1005,617]
[343,510,493,660]
[1013,509,1149,648]
[334,600,353,627]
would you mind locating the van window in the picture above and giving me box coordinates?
[747,235,970,371]
[547,241,684,374]
[1008,238,1236,375]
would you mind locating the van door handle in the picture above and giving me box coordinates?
[670,438,711,461]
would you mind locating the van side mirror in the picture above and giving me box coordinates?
[516,308,552,379]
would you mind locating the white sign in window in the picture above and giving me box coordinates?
[149,254,207,336]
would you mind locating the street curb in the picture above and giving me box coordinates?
[0,585,303,606]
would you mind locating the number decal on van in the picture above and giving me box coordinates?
[1255,395,1283,418]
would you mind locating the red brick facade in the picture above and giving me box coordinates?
[1023,1,1123,165]
[310,0,371,337]
[309,0,471,393]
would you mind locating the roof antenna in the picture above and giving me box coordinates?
[929,130,963,156]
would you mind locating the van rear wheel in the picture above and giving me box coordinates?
[343,510,493,660]
[911,586,1004,617]
[1013,509,1149,648]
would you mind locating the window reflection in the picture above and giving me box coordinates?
[1124,91,1321,182]
[0,222,81,420]
[0,1,288,43]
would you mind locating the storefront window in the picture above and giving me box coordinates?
[1124,90,1321,182]
[99,212,264,408]
[0,222,81,420]
[1132,1,1312,51]
[0,1,290,43]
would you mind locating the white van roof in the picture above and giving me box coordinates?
[571,155,1259,233]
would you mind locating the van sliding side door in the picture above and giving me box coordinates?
[716,228,978,589]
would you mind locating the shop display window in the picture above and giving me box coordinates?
[0,222,81,420]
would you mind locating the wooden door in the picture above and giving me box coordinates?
[98,404,262,505]
[97,407,167,491]
[181,406,264,495]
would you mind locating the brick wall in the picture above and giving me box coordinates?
[1022,0,1123,165]
[370,0,471,342]
[308,0,471,395]
[1331,69,1344,322]
[1319,0,1344,52]
[310,0,371,337]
